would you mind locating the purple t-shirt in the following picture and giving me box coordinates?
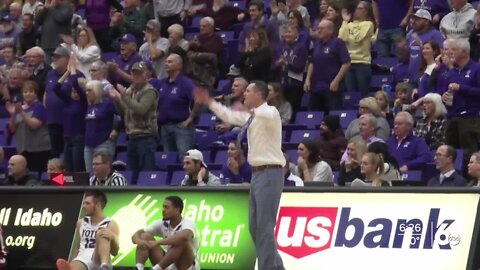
[374,0,410,29]
[157,74,195,124]
[84,98,116,148]
[310,37,350,92]
[408,29,444,85]
[221,161,252,184]
[23,101,47,123]
[45,70,65,125]
[413,0,450,18]
[109,53,142,87]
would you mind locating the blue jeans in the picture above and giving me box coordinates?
[376,27,405,57]
[48,124,64,158]
[127,136,157,183]
[84,139,116,173]
[64,135,85,172]
[345,63,372,98]
[161,123,195,159]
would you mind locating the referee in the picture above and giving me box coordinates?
[195,81,285,270]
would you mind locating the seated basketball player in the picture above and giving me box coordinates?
[56,190,120,270]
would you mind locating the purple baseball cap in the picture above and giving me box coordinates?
[121,33,137,44]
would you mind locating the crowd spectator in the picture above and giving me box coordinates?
[413,93,447,150]
[2,67,25,102]
[190,17,223,65]
[197,0,246,31]
[157,54,200,158]
[339,1,375,98]
[367,141,402,181]
[468,152,480,187]
[61,26,101,80]
[167,24,189,51]
[374,90,392,121]
[139,20,170,79]
[287,9,310,48]
[53,58,87,172]
[35,0,73,59]
[109,0,145,46]
[324,2,343,36]
[107,34,142,87]
[372,0,412,57]
[85,0,122,52]
[338,138,366,186]
[429,39,455,94]
[7,81,51,172]
[22,0,43,16]
[282,152,304,186]
[8,2,21,27]
[413,40,441,98]
[305,19,350,113]
[214,77,247,136]
[407,9,444,86]
[4,155,39,186]
[70,2,84,39]
[25,47,50,100]
[428,144,467,186]
[89,60,112,91]
[237,28,272,82]
[89,151,127,186]
[109,61,158,182]
[392,82,412,116]
[220,141,252,184]
[288,0,311,27]
[0,15,20,49]
[153,0,191,37]
[270,0,289,37]
[267,82,292,124]
[439,0,475,42]
[181,149,221,186]
[0,0,13,18]
[187,0,213,17]
[238,1,280,53]
[294,139,333,182]
[315,115,348,171]
[0,44,20,71]
[277,25,307,115]
[352,152,390,187]
[17,13,39,55]
[46,158,65,179]
[311,0,329,31]
[387,111,432,173]
[84,80,116,173]
[390,37,411,88]
[443,38,480,173]
[345,97,391,141]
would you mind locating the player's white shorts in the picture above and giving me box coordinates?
[165,264,199,270]
[72,252,104,270]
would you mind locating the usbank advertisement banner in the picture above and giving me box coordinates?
[275,193,479,270]
[103,191,255,269]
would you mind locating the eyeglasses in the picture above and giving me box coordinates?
[89,69,99,72]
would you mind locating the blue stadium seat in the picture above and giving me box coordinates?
[343,92,361,110]
[116,152,127,163]
[218,31,235,44]
[286,149,298,164]
[401,170,422,181]
[121,171,133,185]
[170,170,185,186]
[455,149,464,171]
[201,150,212,163]
[372,57,399,70]
[214,150,228,164]
[329,110,358,129]
[155,151,178,170]
[227,39,239,65]
[137,171,169,186]
[294,111,324,129]
[197,113,217,130]
[195,130,218,149]
[332,171,340,185]
[227,1,246,9]
[289,130,320,144]
[300,93,310,109]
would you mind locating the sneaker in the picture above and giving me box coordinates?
[56,259,70,270]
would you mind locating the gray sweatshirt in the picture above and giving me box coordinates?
[440,3,476,41]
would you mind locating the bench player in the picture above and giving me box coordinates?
[131,195,199,270]
[57,190,120,270]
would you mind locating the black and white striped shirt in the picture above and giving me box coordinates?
[89,171,127,186]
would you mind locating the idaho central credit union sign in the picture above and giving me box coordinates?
[274,193,478,270]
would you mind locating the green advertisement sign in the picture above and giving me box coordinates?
[102,191,255,270]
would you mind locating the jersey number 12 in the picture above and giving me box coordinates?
[85,238,95,248]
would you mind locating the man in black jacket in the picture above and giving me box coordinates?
[427,145,467,186]
[25,46,51,100]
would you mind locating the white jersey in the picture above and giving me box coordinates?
[144,218,200,269]
[77,217,112,259]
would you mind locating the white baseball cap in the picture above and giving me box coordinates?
[184,149,208,168]
[410,9,432,22]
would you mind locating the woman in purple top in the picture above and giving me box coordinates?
[83,80,116,172]
[220,141,252,184]
[7,81,51,172]
[53,62,88,172]
[413,40,441,99]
